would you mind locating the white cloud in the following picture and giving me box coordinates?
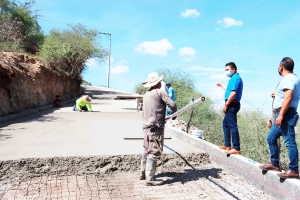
[209,89,225,101]
[85,58,99,67]
[181,9,200,18]
[179,47,195,57]
[185,66,223,72]
[179,47,195,62]
[134,39,173,56]
[111,65,129,74]
[217,17,243,28]
[209,73,228,81]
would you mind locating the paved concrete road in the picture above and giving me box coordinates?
[0,86,278,200]
[0,86,203,160]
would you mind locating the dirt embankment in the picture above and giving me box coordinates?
[0,52,81,116]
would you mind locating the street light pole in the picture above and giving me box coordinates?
[99,32,111,88]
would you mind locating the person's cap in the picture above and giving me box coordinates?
[82,95,92,102]
[166,82,171,86]
[142,72,163,88]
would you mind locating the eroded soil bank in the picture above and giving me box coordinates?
[0,52,81,116]
[0,153,210,184]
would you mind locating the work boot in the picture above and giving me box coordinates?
[145,158,164,186]
[139,154,147,180]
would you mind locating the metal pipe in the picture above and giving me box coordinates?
[99,32,111,88]
[169,97,205,118]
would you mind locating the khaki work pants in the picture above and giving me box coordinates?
[143,128,164,160]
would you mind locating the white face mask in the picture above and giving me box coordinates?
[225,70,232,77]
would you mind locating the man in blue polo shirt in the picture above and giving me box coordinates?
[216,62,243,155]
[166,83,175,116]
[259,57,300,179]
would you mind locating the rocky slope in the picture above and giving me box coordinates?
[0,52,81,116]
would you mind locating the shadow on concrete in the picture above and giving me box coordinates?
[158,168,240,199]
[0,109,61,129]
[280,177,286,183]
[160,144,240,199]
[122,108,138,110]
[0,133,12,141]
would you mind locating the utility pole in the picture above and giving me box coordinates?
[99,32,111,88]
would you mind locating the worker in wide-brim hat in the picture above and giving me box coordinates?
[140,72,177,186]
[73,95,93,112]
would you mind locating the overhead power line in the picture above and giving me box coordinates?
[167,0,266,38]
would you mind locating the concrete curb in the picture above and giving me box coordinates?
[166,122,300,200]
[0,98,77,123]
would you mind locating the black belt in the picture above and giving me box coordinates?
[225,100,240,103]
[274,107,297,113]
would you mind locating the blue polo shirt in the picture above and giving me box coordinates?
[273,74,300,110]
[225,73,243,101]
[168,87,175,101]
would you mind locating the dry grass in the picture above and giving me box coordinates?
[183,106,300,170]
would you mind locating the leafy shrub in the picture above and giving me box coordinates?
[0,17,24,51]
[134,84,146,95]
[39,24,107,78]
[0,0,45,53]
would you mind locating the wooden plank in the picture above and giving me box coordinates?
[123,136,172,140]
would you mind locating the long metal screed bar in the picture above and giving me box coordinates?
[168,97,206,119]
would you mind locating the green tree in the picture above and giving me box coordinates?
[39,23,107,78]
[134,84,146,95]
[0,0,11,14]
[0,0,44,53]
[10,0,44,53]
[0,15,24,51]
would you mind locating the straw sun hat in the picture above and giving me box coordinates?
[82,95,92,103]
[143,72,163,88]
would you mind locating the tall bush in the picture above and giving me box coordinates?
[39,24,107,78]
[0,17,24,51]
[0,0,45,53]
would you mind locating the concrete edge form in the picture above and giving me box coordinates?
[0,97,77,123]
[166,122,300,200]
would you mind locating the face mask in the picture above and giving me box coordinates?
[225,71,232,77]
[278,66,282,76]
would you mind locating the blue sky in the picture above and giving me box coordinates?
[28,0,300,115]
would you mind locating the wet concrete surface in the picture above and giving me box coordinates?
[0,86,277,199]
[0,86,203,160]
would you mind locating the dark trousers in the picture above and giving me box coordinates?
[223,102,241,150]
[73,105,88,111]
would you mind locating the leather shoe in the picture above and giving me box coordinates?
[259,163,280,171]
[277,170,299,179]
[225,148,240,154]
[219,145,231,150]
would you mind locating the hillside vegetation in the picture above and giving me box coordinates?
[0,0,107,79]
[0,0,107,114]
